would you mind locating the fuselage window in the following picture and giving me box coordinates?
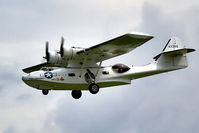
[112,64,130,73]
[102,71,109,75]
[68,73,75,77]
[48,68,54,71]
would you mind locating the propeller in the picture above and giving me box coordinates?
[43,41,50,62]
[59,37,64,57]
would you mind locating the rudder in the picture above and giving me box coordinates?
[163,37,185,52]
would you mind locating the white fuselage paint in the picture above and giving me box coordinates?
[22,62,183,91]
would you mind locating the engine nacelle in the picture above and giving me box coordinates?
[61,47,74,59]
[47,51,62,64]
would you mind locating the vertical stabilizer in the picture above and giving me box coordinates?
[154,37,195,71]
[163,37,185,52]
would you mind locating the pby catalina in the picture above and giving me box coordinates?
[22,33,195,99]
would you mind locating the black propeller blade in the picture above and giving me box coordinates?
[59,37,64,57]
[44,41,50,62]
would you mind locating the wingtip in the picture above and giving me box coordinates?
[128,32,154,40]
[187,48,196,53]
[129,31,153,36]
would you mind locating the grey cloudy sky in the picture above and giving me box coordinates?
[0,0,199,133]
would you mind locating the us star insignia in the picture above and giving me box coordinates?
[44,72,53,79]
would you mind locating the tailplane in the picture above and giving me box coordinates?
[154,37,195,70]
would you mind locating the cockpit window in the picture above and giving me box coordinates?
[40,67,54,71]
[41,67,48,71]
[112,64,130,73]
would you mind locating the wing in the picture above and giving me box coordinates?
[23,33,153,73]
[76,33,153,62]
[22,63,55,73]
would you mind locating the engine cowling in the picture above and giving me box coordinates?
[47,51,62,64]
[59,37,74,59]
[44,41,62,64]
[61,47,74,59]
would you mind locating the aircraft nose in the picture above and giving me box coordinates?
[22,74,30,81]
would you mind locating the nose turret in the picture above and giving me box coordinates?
[22,71,44,88]
[22,74,30,81]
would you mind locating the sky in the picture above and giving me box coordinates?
[0,0,199,133]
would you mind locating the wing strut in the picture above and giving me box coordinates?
[79,54,88,77]
[95,55,104,77]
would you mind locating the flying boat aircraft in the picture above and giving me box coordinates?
[22,33,195,99]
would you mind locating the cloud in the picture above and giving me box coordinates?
[0,0,142,44]
[3,126,16,133]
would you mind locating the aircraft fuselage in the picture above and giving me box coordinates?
[22,62,179,91]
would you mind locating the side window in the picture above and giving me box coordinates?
[48,68,54,71]
[68,73,75,77]
[102,71,109,75]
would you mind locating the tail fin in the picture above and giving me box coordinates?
[154,37,195,70]
[162,37,185,52]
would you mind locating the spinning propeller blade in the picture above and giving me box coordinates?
[43,41,50,62]
[59,37,64,57]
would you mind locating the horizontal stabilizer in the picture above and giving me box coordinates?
[154,37,195,60]
[154,48,195,60]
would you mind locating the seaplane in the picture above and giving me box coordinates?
[22,32,195,99]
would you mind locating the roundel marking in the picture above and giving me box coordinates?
[44,72,53,79]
